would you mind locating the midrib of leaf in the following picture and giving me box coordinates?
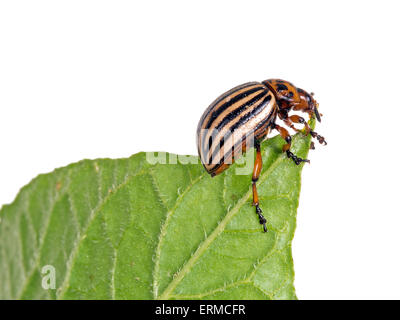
[169,237,292,299]
[157,151,286,300]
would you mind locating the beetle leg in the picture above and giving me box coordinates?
[284,115,311,135]
[252,141,267,232]
[278,112,304,134]
[309,130,327,145]
[286,115,327,146]
[273,124,310,165]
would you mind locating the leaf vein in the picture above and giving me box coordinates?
[152,170,207,299]
[57,165,149,298]
[158,153,286,300]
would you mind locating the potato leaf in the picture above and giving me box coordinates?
[0,131,311,300]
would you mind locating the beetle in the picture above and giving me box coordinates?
[196,79,326,232]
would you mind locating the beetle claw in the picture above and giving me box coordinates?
[310,130,327,145]
[255,205,268,232]
[286,150,309,165]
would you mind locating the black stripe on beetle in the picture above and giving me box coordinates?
[207,93,273,165]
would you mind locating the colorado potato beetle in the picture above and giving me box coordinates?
[196,79,326,232]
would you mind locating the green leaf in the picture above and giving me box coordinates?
[0,130,312,300]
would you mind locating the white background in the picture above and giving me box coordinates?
[1,0,400,299]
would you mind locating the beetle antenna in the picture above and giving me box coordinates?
[314,104,321,122]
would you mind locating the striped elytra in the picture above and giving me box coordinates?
[196,82,276,177]
[196,79,326,232]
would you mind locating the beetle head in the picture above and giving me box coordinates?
[296,88,321,122]
[263,79,321,122]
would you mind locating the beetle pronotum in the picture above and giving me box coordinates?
[197,79,326,232]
